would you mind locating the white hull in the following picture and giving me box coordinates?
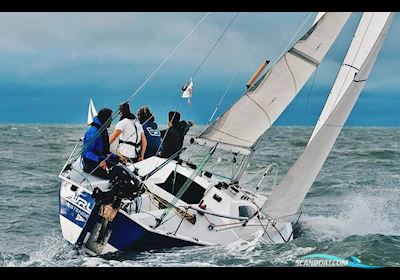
[59,157,294,255]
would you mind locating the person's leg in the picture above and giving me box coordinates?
[82,158,109,179]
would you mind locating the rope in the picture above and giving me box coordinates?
[68,12,311,171]
[72,12,240,178]
[230,183,290,243]
[207,47,251,125]
[300,67,319,124]
[173,206,189,235]
[192,12,240,80]
[128,12,241,184]
[67,12,211,166]
[147,190,194,225]
[206,12,276,126]
[126,13,212,106]
[274,12,314,63]
[155,145,216,227]
[214,221,243,228]
[120,12,240,155]
[154,12,240,154]
[257,215,274,243]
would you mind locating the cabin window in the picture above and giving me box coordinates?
[156,172,205,204]
[239,206,256,218]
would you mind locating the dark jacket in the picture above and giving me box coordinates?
[160,120,191,159]
[141,120,162,159]
[82,116,117,164]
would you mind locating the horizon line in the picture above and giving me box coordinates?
[1,122,399,128]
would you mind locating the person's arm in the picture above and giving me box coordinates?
[181,120,193,136]
[83,129,100,162]
[138,132,147,161]
[109,129,122,144]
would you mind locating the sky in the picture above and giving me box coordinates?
[0,12,399,126]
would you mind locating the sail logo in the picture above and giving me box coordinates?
[295,254,382,268]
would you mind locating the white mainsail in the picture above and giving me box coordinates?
[196,12,351,155]
[263,12,394,223]
[308,12,392,144]
[87,98,98,125]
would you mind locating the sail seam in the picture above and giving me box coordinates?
[198,138,251,149]
[323,123,343,128]
[195,137,252,154]
[343,63,360,71]
[210,128,253,144]
[288,47,319,67]
[244,94,272,125]
[283,54,298,95]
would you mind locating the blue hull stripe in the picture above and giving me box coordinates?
[89,211,199,252]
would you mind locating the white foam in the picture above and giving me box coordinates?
[5,231,81,267]
[269,245,315,265]
[225,230,266,253]
[301,189,400,241]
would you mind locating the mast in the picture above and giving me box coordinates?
[232,139,259,183]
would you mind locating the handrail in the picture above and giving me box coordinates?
[253,163,279,196]
[59,138,82,176]
[188,205,248,221]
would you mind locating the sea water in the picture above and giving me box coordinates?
[0,124,399,267]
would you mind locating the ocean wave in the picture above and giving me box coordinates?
[300,189,400,242]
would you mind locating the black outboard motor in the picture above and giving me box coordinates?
[92,164,142,207]
[109,164,142,201]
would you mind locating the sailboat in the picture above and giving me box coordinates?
[58,12,394,256]
[87,98,97,125]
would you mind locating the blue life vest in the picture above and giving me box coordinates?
[82,116,117,165]
[141,120,162,159]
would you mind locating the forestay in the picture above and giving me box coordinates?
[263,12,394,223]
[196,12,351,155]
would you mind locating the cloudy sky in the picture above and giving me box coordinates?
[0,12,399,126]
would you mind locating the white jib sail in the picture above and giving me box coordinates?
[87,98,98,125]
[196,13,351,155]
[308,12,392,144]
[263,13,394,223]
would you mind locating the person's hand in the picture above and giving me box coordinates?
[138,155,143,162]
[188,120,194,127]
[119,156,127,165]
[99,161,107,170]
